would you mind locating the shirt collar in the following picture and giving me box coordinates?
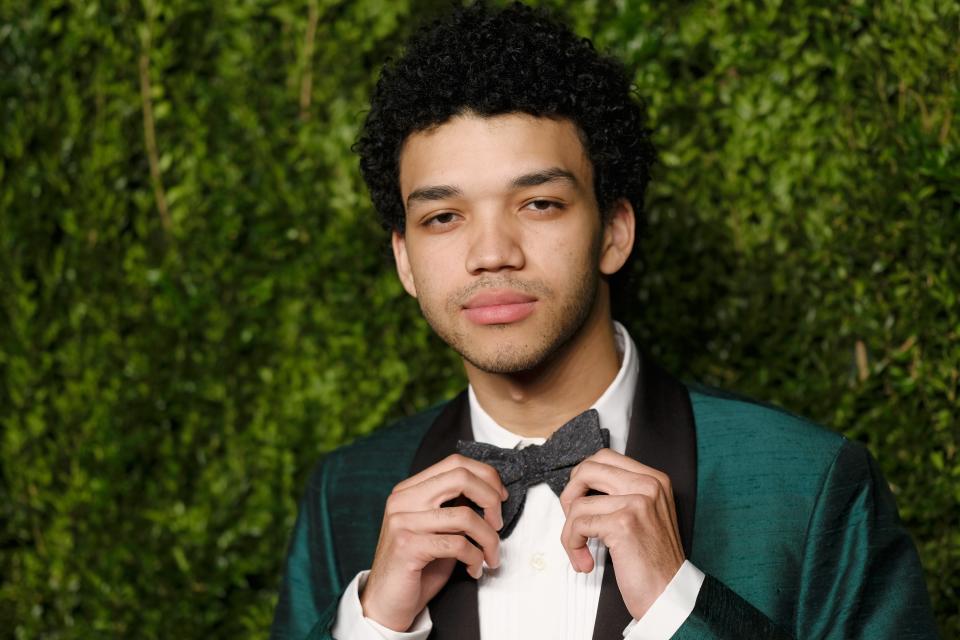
[467,320,638,455]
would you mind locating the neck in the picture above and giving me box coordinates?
[464,294,621,439]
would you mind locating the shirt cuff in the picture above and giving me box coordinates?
[331,570,432,640]
[621,560,705,640]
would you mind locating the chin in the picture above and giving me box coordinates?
[462,349,548,374]
[457,331,573,374]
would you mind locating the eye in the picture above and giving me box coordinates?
[524,199,565,213]
[423,211,460,227]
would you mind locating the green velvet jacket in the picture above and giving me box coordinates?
[270,357,938,639]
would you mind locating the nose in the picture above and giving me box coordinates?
[464,213,525,275]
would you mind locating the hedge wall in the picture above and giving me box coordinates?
[1,0,956,637]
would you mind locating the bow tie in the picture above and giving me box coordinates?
[457,409,609,538]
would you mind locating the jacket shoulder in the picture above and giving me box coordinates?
[681,383,935,635]
[685,382,853,555]
[687,382,846,465]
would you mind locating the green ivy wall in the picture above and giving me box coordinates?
[1,0,957,637]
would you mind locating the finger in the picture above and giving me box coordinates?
[564,506,646,572]
[572,450,674,499]
[389,466,505,531]
[559,495,630,572]
[423,507,500,569]
[391,506,501,568]
[415,533,486,579]
[560,461,664,513]
[394,454,508,500]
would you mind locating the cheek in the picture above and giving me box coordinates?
[408,255,449,304]
[540,226,598,272]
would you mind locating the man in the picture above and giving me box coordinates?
[271,3,937,639]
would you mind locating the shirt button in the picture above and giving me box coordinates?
[530,552,546,571]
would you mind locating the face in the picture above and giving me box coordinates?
[393,113,633,374]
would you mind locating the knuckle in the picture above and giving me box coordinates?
[482,466,502,486]
[637,475,660,494]
[633,496,654,515]
[434,536,455,553]
[577,513,600,531]
[451,466,471,484]
[393,529,414,550]
[615,509,635,529]
[383,512,402,531]
[439,535,466,555]
[659,473,672,492]
[385,492,402,512]
[434,505,465,523]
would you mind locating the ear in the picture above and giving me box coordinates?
[391,230,419,298]
[599,198,635,275]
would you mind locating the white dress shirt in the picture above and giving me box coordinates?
[333,322,705,639]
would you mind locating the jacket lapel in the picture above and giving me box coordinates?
[408,354,698,640]
[591,354,698,640]
[409,391,481,640]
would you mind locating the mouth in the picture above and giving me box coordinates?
[462,290,538,325]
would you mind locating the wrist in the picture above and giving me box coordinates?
[627,557,686,620]
[359,577,415,633]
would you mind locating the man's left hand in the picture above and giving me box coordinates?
[558,449,685,620]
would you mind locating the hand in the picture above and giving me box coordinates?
[558,448,685,620]
[360,453,507,632]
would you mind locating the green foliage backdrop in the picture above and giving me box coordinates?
[1,0,957,637]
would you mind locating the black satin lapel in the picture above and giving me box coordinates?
[630,355,698,556]
[429,564,480,640]
[410,390,473,474]
[592,354,698,640]
[408,391,480,640]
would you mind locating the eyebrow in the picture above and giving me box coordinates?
[406,184,462,207]
[406,167,579,209]
[510,167,579,189]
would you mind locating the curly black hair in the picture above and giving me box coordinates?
[355,1,655,306]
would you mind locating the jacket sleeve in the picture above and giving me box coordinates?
[270,456,343,640]
[673,440,938,639]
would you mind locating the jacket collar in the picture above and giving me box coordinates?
[409,354,698,640]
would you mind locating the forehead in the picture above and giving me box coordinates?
[398,113,592,198]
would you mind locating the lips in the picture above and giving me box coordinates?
[462,290,537,325]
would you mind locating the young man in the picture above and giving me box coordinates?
[271,4,936,639]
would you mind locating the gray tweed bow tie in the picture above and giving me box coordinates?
[457,409,609,538]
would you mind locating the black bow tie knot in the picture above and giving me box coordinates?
[457,409,609,538]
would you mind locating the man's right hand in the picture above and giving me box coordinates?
[359,453,507,632]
